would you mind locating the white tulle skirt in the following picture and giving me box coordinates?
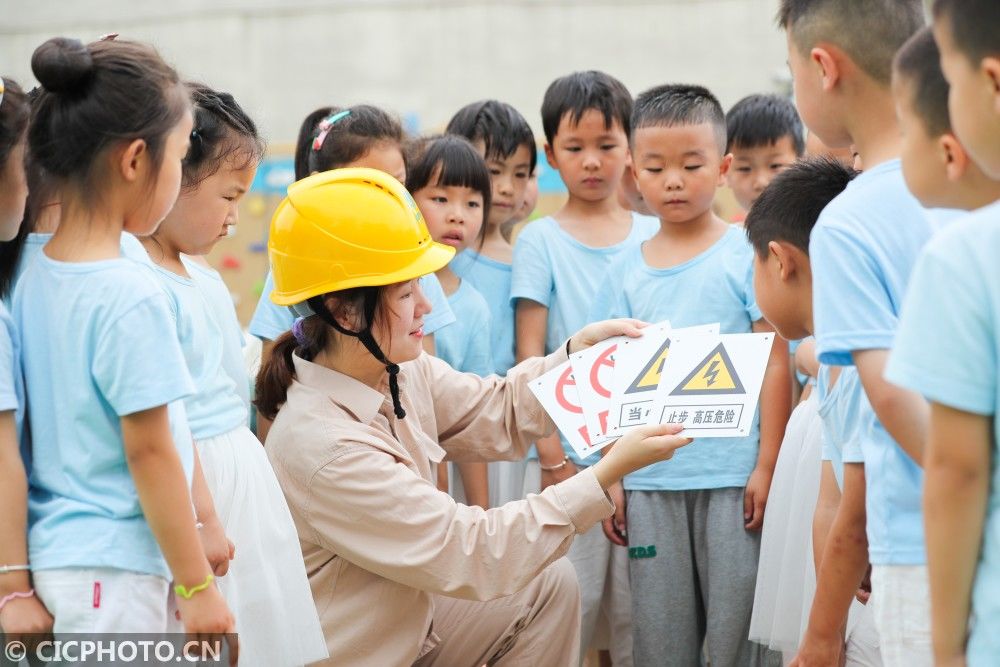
[750,392,823,656]
[197,426,328,666]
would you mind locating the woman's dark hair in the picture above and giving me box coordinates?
[293,106,333,180]
[28,37,190,203]
[183,82,265,190]
[405,134,492,244]
[255,286,390,420]
[302,104,404,177]
[0,76,29,166]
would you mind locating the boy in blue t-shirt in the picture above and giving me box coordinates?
[887,2,1000,664]
[777,1,931,664]
[511,70,656,665]
[592,83,791,666]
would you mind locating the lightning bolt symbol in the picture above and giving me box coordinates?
[702,360,720,386]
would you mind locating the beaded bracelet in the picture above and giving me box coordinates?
[174,574,214,600]
[0,589,34,613]
[539,456,571,472]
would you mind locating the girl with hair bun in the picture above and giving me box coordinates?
[138,82,327,666]
[12,37,236,658]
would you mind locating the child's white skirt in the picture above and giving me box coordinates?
[197,426,328,666]
[750,392,823,655]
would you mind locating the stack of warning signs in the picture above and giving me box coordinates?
[529,322,774,460]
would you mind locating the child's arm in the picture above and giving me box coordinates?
[0,411,53,640]
[190,446,235,576]
[792,462,869,667]
[853,348,929,465]
[516,299,575,487]
[744,319,791,530]
[924,401,990,664]
[812,460,841,573]
[455,462,490,509]
[122,405,237,663]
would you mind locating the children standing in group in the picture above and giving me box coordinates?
[510,70,657,665]
[12,37,236,651]
[777,2,932,665]
[136,83,327,666]
[591,83,790,666]
[407,134,496,509]
[0,74,52,642]
[887,2,1000,664]
[725,93,804,215]
[446,99,537,507]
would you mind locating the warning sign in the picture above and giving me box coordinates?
[625,338,670,394]
[570,338,620,444]
[669,343,746,396]
[530,360,613,460]
[652,332,773,438]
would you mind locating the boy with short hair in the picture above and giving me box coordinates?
[592,83,790,666]
[893,27,1000,212]
[510,70,657,665]
[725,94,804,213]
[776,1,931,665]
[886,2,1000,664]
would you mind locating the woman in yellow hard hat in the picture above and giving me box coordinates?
[257,167,691,667]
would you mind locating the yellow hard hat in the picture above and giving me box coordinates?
[268,167,455,306]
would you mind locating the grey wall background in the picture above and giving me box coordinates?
[2,0,790,147]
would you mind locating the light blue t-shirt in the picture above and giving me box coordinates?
[6,233,52,305]
[435,279,495,377]
[0,302,26,468]
[148,262,248,440]
[590,224,763,489]
[511,213,659,466]
[886,202,1000,664]
[810,159,933,565]
[14,253,195,579]
[816,365,867,489]
[249,269,455,342]
[185,259,251,417]
[450,249,514,375]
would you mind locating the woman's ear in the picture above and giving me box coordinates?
[323,294,360,332]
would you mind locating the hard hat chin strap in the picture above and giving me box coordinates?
[307,294,406,420]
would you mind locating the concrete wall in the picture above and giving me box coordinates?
[2,0,791,146]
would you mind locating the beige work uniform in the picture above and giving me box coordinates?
[267,349,615,666]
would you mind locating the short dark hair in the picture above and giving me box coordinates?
[777,0,925,86]
[29,37,189,204]
[893,27,951,138]
[744,155,857,256]
[933,0,1000,66]
[540,71,632,145]
[304,104,404,177]
[406,134,493,232]
[726,94,805,155]
[183,82,265,190]
[631,84,727,153]
[446,100,537,173]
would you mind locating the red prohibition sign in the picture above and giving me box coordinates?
[590,344,616,399]
[555,366,582,414]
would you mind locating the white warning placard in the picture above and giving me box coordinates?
[529,360,613,460]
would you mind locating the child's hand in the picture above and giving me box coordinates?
[602,482,628,546]
[568,319,647,355]
[198,517,235,576]
[743,465,774,531]
[593,423,692,489]
[175,584,238,667]
[0,593,53,647]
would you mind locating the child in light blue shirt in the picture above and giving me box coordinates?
[450,249,514,375]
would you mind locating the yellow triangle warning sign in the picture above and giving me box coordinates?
[625,339,670,394]
[669,343,745,396]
